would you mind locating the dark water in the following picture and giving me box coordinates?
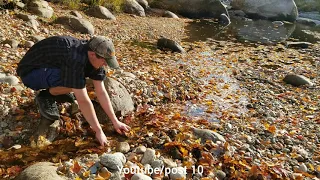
[184,17,320,44]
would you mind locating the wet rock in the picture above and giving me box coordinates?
[16,162,64,180]
[157,37,185,53]
[283,74,313,86]
[272,21,284,26]
[0,75,20,85]
[163,11,179,18]
[219,13,231,25]
[87,6,116,20]
[28,0,54,18]
[116,142,130,153]
[123,0,146,17]
[192,127,226,143]
[100,153,125,171]
[215,170,226,180]
[169,167,187,180]
[2,39,19,48]
[141,148,156,165]
[297,17,319,27]
[286,41,312,49]
[135,145,147,153]
[55,15,94,35]
[131,173,152,180]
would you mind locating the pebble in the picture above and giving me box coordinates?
[298,163,308,172]
[169,167,187,180]
[141,148,156,165]
[135,145,147,153]
[215,170,226,180]
[131,173,152,180]
[116,142,130,153]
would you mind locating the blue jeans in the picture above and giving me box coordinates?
[21,68,63,90]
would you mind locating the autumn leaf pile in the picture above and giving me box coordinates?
[0,2,320,179]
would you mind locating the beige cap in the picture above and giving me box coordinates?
[89,36,119,69]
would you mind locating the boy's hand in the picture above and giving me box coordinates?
[95,129,109,146]
[112,120,131,135]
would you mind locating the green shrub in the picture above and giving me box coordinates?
[87,0,124,12]
[62,0,81,10]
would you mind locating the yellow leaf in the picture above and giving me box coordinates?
[82,170,91,178]
[94,175,105,180]
[99,170,111,179]
[75,177,82,180]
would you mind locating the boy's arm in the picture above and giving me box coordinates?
[92,80,130,134]
[72,88,108,146]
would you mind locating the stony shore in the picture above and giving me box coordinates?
[0,2,320,180]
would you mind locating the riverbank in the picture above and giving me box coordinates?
[0,2,320,179]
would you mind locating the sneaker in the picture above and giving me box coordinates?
[35,92,60,121]
[55,93,76,103]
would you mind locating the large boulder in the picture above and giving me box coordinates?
[86,6,116,20]
[55,15,95,35]
[123,0,146,17]
[27,0,54,18]
[15,162,64,180]
[90,77,135,123]
[150,0,228,18]
[231,0,298,22]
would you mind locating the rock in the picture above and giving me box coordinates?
[28,0,54,18]
[123,0,146,17]
[286,42,312,49]
[236,19,296,44]
[110,171,122,180]
[229,10,246,17]
[0,75,20,85]
[136,0,149,10]
[116,142,130,153]
[55,15,95,35]
[30,35,45,42]
[141,148,156,165]
[17,13,37,21]
[25,41,35,48]
[31,119,60,148]
[163,11,179,18]
[163,158,177,168]
[157,37,185,53]
[297,17,320,27]
[169,167,187,180]
[100,153,125,171]
[283,74,313,86]
[87,6,116,20]
[135,145,147,154]
[92,77,135,122]
[298,163,308,172]
[2,39,19,48]
[0,73,6,78]
[192,127,226,143]
[272,21,284,26]
[15,162,64,180]
[70,10,83,18]
[215,170,226,180]
[26,19,40,32]
[131,173,152,180]
[231,0,298,21]
[114,152,126,165]
[219,13,230,25]
[151,160,164,169]
[150,0,228,18]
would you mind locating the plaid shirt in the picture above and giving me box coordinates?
[17,36,106,89]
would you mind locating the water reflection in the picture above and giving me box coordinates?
[184,18,320,44]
